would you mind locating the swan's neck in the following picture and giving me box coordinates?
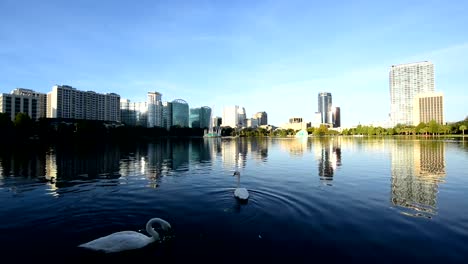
[237,175,240,188]
[145,218,171,241]
[146,219,160,241]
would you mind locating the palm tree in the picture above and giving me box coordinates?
[460,125,467,136]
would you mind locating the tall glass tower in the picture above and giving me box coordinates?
[318,92,332,124]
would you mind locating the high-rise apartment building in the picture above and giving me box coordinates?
[0,89,45,121]
[413,92,444,125]
[147,92,163,127]
[47,85,120,122]
[389,61,435,126]
[12,88,47,118]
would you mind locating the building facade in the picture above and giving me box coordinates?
[222,106,239,127]
[332,107,341,128]
[120,99,148,127]
[413,92,444,125]
[171,99,189,127]
[318,92,332,125]
[0,90,43,121]
[147,92,163,127]
[47,85,120,122]
[253,111,268,126]
[162,101,172,129]
[389,61,435,126]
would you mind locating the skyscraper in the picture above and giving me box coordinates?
[413,92,444,125]
[332,107,341,128]
[253,111,268,126]
[222,106,239,128]
[389,61,435,126]
[318,92,332,125]
[147,91,163,127]
[189,106,212,129]
[171,99,189,127]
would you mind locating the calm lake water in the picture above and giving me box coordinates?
[1,138,467,263]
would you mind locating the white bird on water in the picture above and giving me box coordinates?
[233,171,249,201]
[78,218,171,253]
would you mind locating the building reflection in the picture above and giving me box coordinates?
[221,139,246,171]
[278,139,309,157]
[247,139,268,162]
[390,140,446,217]
[312,138,342,181]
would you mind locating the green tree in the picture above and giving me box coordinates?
[427,120,440,136]
[460,125,467,136]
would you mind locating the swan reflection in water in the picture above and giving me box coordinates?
[78,218,171,253]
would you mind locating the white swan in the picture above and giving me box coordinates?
[78,218,171,253]
[233,171,249,200]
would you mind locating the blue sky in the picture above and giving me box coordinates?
[1,0,467,127]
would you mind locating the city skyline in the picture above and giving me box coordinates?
[1,0,467,126]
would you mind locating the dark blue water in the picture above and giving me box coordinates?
[1,138,467,263]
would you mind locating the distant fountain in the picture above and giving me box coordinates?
[204,106,221,138]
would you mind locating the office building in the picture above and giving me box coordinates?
[171,99,189,127]
[332,107,341,128]
[120,99,148,127]
[318,92,332,125]
[0,89,45,121]
[162,101,172,129]
[390,61,435,126]
[413,92,444,125]
[47,85,120,122]
[212,116,222,128]
[190,106,212,128]
[253,111,268,126]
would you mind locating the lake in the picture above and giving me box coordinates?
[1,137,467,263]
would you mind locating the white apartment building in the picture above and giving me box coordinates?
[413,92,444,125]
[222,105,248,128]
[47,85,120,122]
[147,91,163,127]
[389,61,435,126]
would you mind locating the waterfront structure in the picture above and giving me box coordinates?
[253,111,268,126]
[0,88,46,120]
[171,99,189,127]
[120,99,148,127]
[47,85,120,122]
[162,101,172,129]
[389,61,435,126]
[147,92,163,127]
[413,92,444,125]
